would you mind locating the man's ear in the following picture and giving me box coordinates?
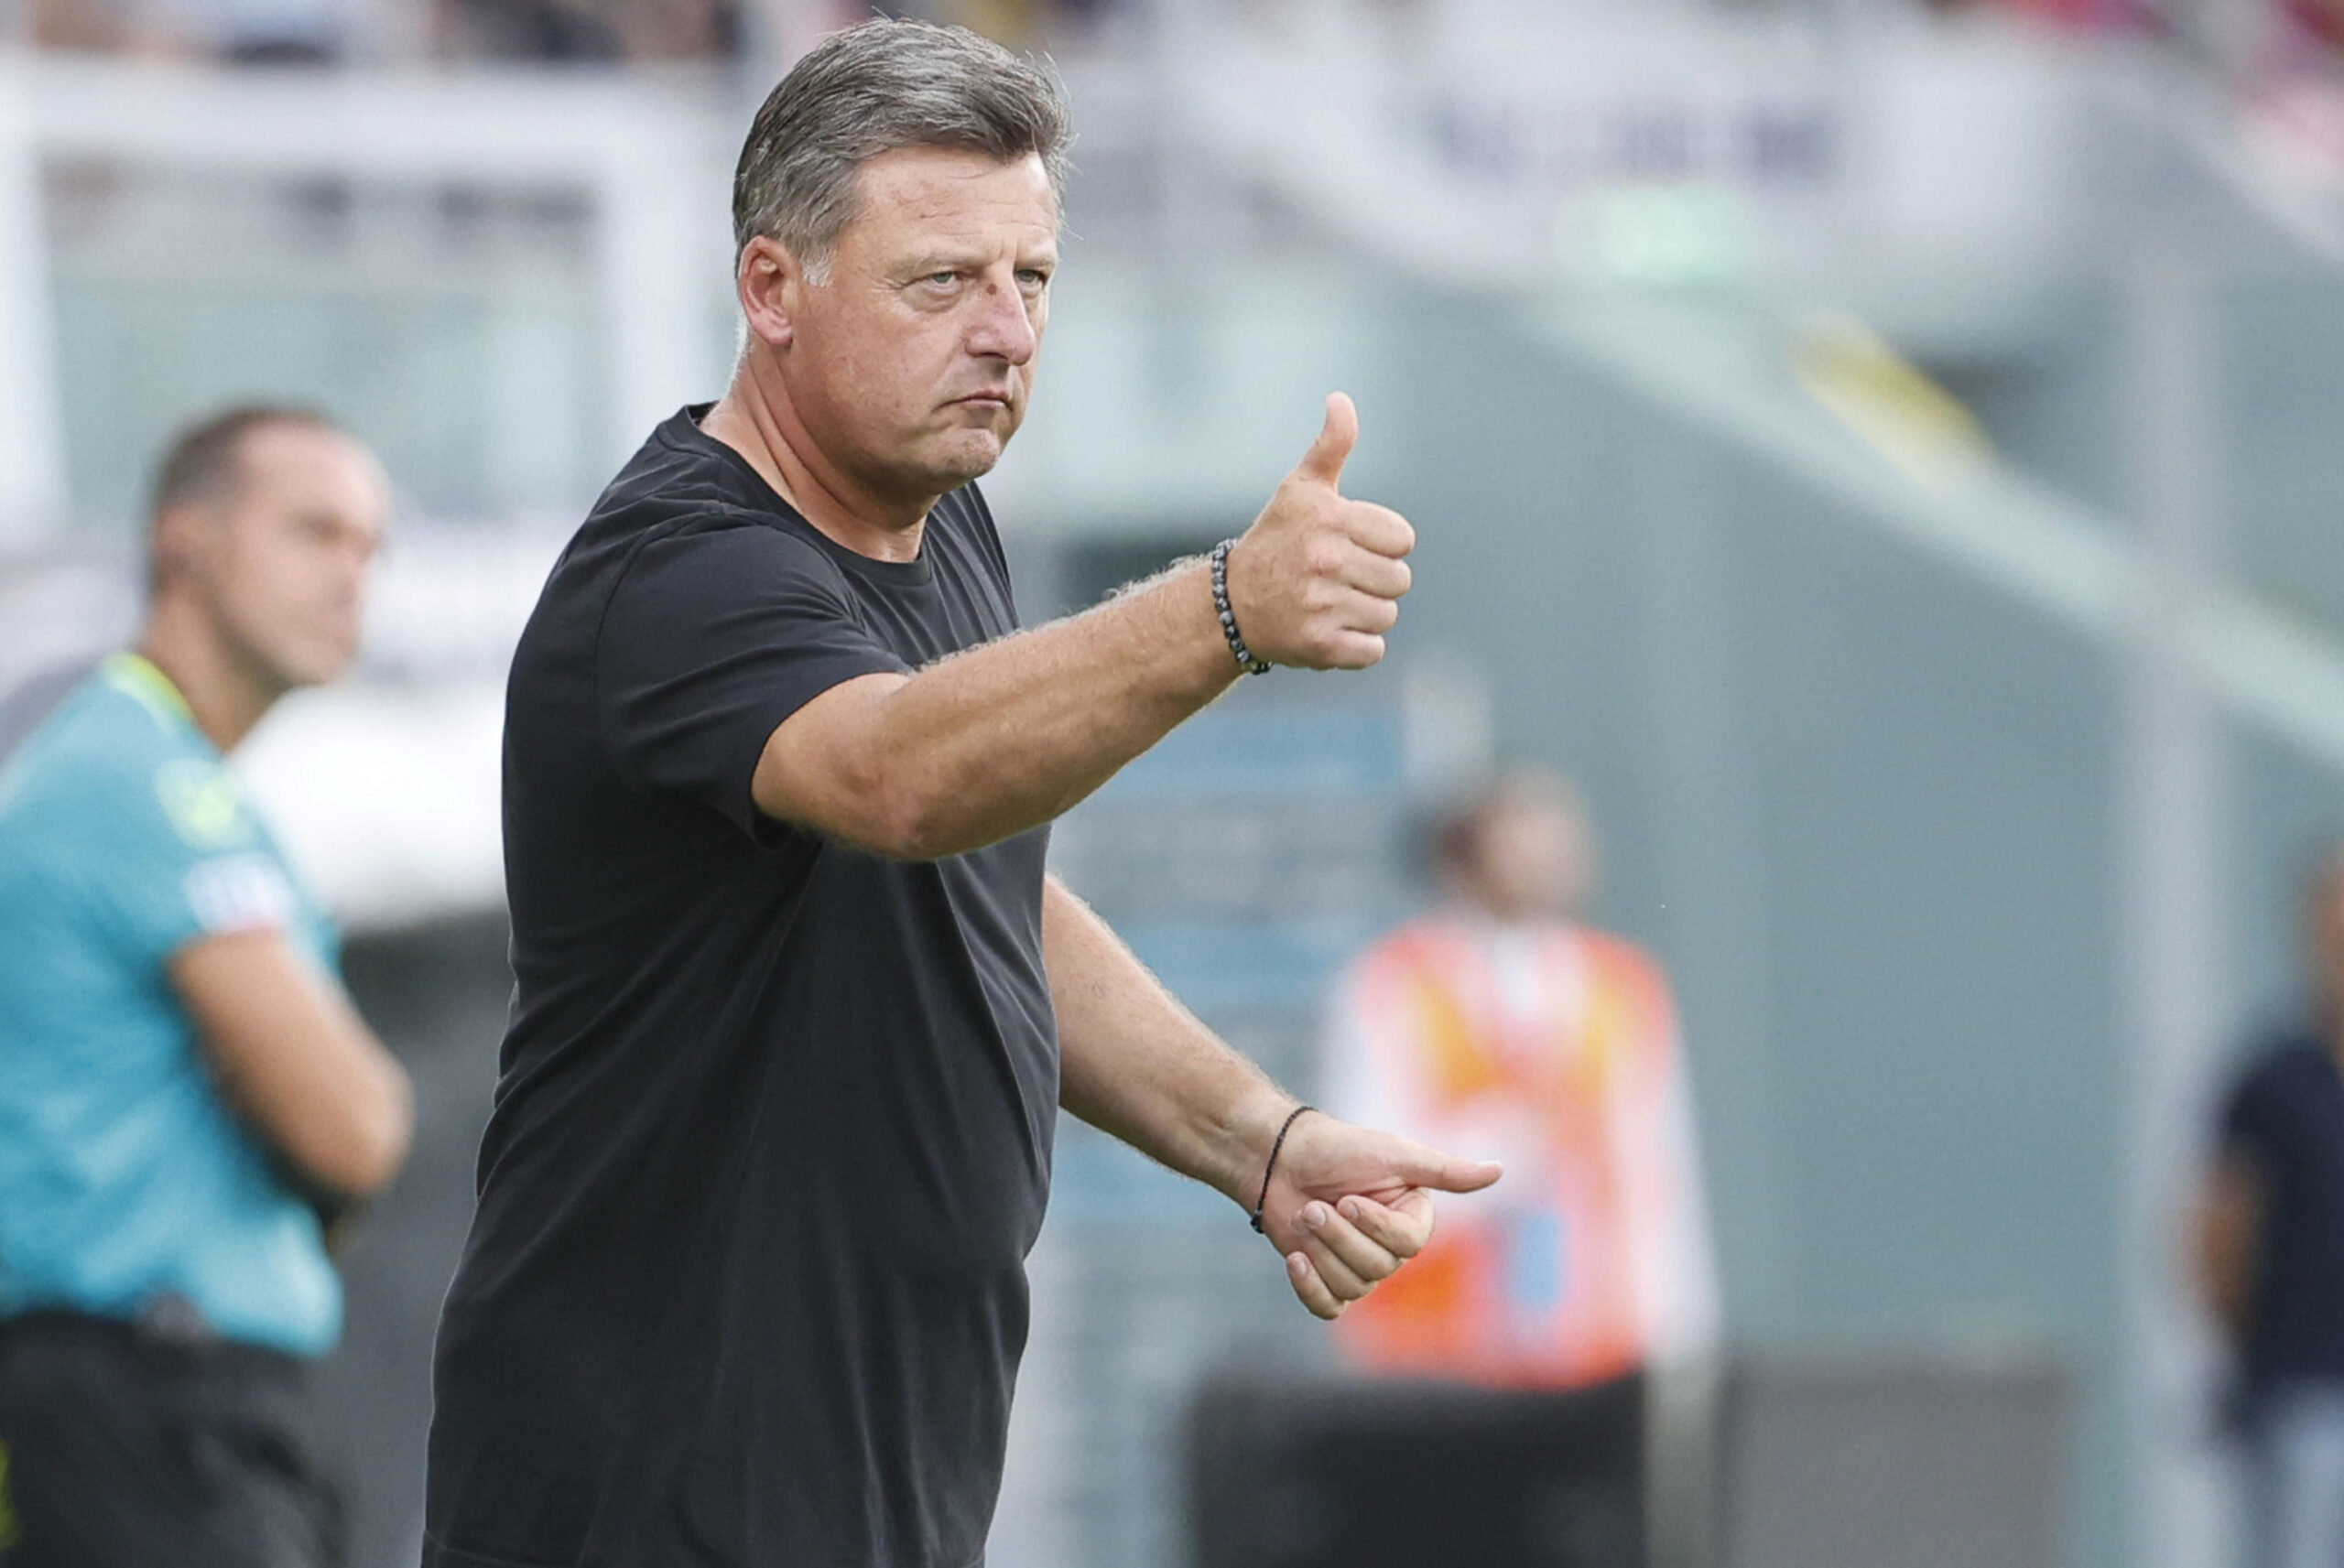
[149,503,212,595]
[738,236,808,351]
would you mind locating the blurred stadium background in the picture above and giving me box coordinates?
[6,0,2344,1564]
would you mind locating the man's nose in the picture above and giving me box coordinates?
[965,276,1038,364]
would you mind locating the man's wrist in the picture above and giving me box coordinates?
[1248,1103,1315,1233]
[1210,1084,1306,1209]
[1210,539,1271,676]
[1106,557,1243,705]
[1169,559,1246,703]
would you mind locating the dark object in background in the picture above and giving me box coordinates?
[305,915,512,1568]
[222,37,342,65]
[0,1310,345,1568]
[1186,1372,1645,1568]
[440,0,742,62]
[444,0,623,61]
[1713,1356,2067,1568]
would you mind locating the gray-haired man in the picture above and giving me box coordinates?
[423,21,1498,1567]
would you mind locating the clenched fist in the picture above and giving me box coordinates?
[1222,394,1416,670]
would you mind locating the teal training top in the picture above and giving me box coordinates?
[0,654,342,1357]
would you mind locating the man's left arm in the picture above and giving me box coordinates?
[1045,876,1501,1319]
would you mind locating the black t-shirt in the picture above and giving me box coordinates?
[425,408,1057,1568]
[2218,1033,2344,1402]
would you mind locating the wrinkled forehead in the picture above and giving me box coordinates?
[843,146,1061,248]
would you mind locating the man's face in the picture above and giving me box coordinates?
[1467,795,1592,924]
[181,424,388,692]
[776,147,1057,504]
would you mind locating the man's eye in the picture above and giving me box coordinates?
[1017,270,1050,290]
[925,271,959,287]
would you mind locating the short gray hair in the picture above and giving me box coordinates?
[732,19,1071,283]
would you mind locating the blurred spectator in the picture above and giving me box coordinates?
[1321,770,1720,1390]
[874,0,1117,47]
[2195,847,2344,1568]
[2240,14,2344,194]
[435,0,739,62]
[1918,0,2161,34]
[924,0,1037,44]
[0,408,412,1567]
[28,0,348,61]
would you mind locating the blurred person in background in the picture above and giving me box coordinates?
[435,0,740,63]
[27,0,349,61]
[1322,769,1719,1404]
[0,407,412,1568]
[2195,847,2344,1568]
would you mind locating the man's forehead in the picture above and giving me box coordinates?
[235,425,391,519]
[244,424,373,479]
[848,147,1059,240]
[239,421,353,466]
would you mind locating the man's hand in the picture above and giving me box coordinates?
[1256,1110,1503,1321]
[1222,394,1416,671]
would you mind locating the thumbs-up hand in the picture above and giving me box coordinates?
[1249,1108,1503,1322]
[1221,393,1416,671]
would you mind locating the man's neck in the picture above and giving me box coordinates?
[701,358,930,564]
[136,600,283,754]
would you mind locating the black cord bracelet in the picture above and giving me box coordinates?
[1210,539,1271,676]
[1249,1104,1315,1234]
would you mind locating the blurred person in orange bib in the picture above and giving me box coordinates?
[1323,770,1719,1390]
[0,408,410,1568]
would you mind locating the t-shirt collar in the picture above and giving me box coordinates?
[668,405,938,589]
[102,651,196,730]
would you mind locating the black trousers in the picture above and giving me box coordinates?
[0,1311,343,1568]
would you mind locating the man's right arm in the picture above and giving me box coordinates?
[751,394,1415,860]
[2192,1151,2262,1346]
[171,929,413,1200]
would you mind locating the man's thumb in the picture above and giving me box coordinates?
[1294,392,1358,487]
[1400,1149,1504,1195]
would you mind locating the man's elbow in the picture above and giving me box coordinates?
[869,788,956,862]
[360,1065,417,1191]
[841,764,983,861]
[759,740,958,860]
[315,1061,416,1197]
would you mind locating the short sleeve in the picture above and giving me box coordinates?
[957,485,1019,618]
[2219,1058,2283,1171]
[597,517,909,838]
[68,750,299,966]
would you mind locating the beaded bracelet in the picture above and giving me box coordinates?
[1210,539,1271,676]
[1249,1104,1316,1233]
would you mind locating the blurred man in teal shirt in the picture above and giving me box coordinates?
[0,407,412,1568]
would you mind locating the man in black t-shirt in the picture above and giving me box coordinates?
[423,19,1503,1568]
[2196,849,2344,1568]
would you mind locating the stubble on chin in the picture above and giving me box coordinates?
[923,421,1016,490]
